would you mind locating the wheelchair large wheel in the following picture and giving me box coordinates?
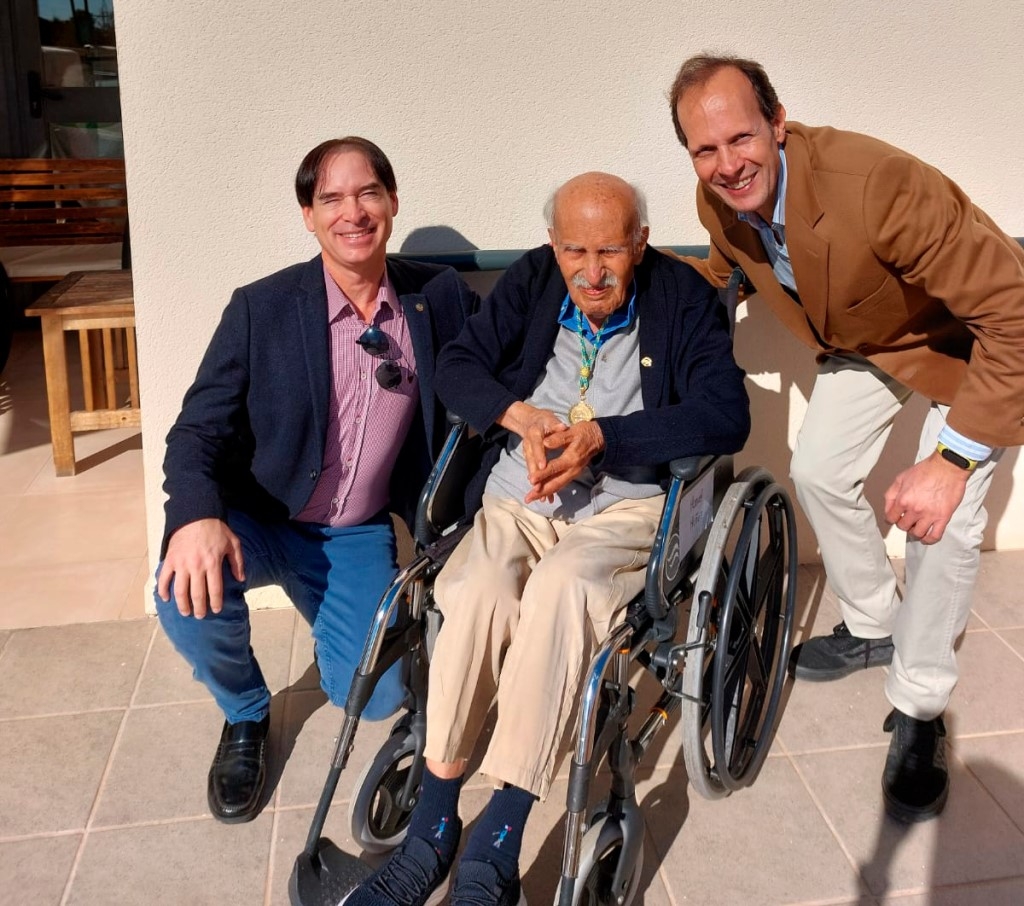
[680,468,797,800]
[348,729,419,854]
[568,816,644,906]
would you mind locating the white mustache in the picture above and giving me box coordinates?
[571,272,620,290]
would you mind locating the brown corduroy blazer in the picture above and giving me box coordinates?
[690,121,1024,448]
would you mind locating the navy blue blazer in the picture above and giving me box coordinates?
[161,255,478,556]
[436,245,750,509]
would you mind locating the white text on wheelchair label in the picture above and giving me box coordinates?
[677,469,715,559]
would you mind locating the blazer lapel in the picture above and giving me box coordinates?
[296,256,330,453]
[780,130,830,335]
[389,260,437,454]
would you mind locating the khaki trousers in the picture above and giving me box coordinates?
[424,492,664,799]
[790,355,1000,719]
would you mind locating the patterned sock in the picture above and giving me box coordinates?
[460,784,536,881]
[406,768,463,864]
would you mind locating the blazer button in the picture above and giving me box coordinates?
[309,469,318,480]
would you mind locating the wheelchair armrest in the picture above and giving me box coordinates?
[668,455,714,482]
[644,454,735,622]
[413,419,482,549]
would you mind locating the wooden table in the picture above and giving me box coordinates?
[25,270,140,476]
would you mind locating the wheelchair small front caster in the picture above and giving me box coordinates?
[563,813,644,906]
[348,726,421,853]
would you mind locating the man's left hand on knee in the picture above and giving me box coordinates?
[884,452,971,543]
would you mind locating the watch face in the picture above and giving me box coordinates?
[939,447,972,470]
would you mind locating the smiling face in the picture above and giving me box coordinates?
[548,173,648,329]
[301,149,397,281]
[675,65,786,221]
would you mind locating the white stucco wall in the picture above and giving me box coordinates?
[112,0,1024,606]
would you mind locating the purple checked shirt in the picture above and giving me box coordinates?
[294,264,419,526]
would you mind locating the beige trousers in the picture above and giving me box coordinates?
[424,492,664,799]
[790,355,1000,719]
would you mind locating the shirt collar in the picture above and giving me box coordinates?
[738,145,788,233]
[323,263,398,323]
[557,280,637,343]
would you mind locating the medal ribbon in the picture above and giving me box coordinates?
[576,307,608,403]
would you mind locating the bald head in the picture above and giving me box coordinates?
[546,172,651,329]
[544,172,649,248]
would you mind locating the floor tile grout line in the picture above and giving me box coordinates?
[990,628,1024,666]
[263,611,302,905]
[784,748,879,902]
[127,618,161,709]
[265,808,282,906]
[59,621,157,906]
[0,702,180,723]
[57,708,129,906]
[961,756,1024,839]
[0,828,86,845]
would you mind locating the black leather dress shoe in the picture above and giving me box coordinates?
[207,715,270,823]
[882,708,948,822]
[788,621,894,681]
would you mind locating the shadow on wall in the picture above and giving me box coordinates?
[399,226,502,296]
[399,225,478,253]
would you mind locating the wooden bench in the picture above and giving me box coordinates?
[0,157,127,283]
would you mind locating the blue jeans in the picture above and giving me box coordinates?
[155,508,405,724]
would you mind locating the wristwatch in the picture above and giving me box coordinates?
[936,442,979,472]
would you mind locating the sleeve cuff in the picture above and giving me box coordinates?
[937,424,993,462]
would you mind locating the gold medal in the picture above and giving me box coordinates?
[569,400,595,423]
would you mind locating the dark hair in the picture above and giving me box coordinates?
[294,136,397,207]
[668,54,781,148]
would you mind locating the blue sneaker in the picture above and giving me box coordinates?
[450,859,526,906]
[340,830,458,906]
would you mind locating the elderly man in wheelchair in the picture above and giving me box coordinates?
[335,170,753,906]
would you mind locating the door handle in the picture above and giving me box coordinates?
[27,70,64,117]
[28,70,42,117]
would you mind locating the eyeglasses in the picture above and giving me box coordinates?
[356,325,402,390]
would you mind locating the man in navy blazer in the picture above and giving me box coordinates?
[346,172,749,906]
[155,137,476,824]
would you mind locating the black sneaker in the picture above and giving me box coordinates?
[882,708,949,823]
[788,621,894,681]
[340,828,460,906]
[450,859,526,906]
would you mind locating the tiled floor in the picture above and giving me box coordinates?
[0,327,149,630]
[3,327,1024,905]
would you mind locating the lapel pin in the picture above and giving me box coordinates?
[641,356,653,367]
[415,302,425,312]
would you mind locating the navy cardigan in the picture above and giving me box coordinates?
[435,245,751,511]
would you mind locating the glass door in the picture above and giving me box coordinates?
[5,0,122,158]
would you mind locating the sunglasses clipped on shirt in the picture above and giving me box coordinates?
[356,325,403,390]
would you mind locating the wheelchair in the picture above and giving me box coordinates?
[290,269,799,906]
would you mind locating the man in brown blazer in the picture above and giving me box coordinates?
[670,53,1024,823]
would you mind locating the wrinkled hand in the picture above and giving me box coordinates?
[156,518,245,618]
[498,401,569,482]
[525,420,606,502]
[883,452,970,544]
